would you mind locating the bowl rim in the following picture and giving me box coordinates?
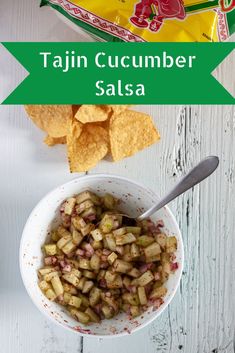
[19,173,184,338]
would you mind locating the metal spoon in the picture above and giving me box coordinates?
[118,156,219,222]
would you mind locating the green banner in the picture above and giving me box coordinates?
[1,42,235,104]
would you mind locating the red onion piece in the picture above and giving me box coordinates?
[57,294,64,303]
[116,246,124,255]
[171,262,179,271]
[61,213,71,227]
[100,262,109,269]
[144,283,153,296]
[103,249,111,256]
[60,202,66,213]
[152,298,164,310]
[76,249,85,256]
[127,285,137,294]
[44,256,57,266]
[139,263,153,274]
[101,255,108,262]
[84,214,96,222]
[59,260,67,268]
[63,264,72,272]
[99,278,107,288]
[93,303,102,315]
[154,272,161,280]
[84,243,94,256]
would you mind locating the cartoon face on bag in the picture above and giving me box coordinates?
[130,0,186,32]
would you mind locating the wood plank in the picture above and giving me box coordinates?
[0,0,235,350]
[85,105,235,353]
[0,105,83,353]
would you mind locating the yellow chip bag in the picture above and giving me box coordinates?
[109,110,160,161]
[41,0,235,42]
[75,105,110,124]
[67,121,109,172]
[44,135,67,146]
[25,105,73,138]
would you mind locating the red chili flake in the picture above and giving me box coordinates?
[73,326,92,334]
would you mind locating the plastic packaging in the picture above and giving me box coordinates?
[41,0,235,42]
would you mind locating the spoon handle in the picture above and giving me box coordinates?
[137,156,219,221]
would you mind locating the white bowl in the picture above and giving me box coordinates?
[20,174,183,337]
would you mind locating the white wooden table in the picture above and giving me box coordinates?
[0,1,235,352]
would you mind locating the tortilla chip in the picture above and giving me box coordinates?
[91,119,111,153]
[67,121,108,172]
[44,135,67,146]
[108,105,131,114]
[75,105,110,124]
[109,110,160,162]
[72,105,81,116]
[25,105,73,138]
[69,118,83,140]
